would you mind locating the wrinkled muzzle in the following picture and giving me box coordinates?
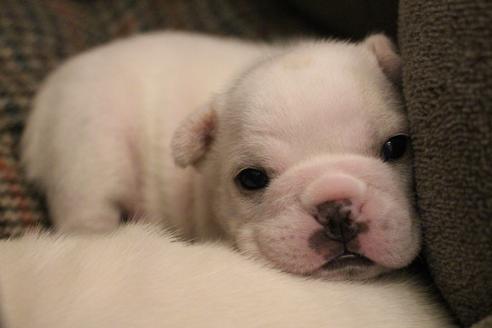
[236,154,421,280]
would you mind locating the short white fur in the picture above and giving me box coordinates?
[22,31,418,280]
[0,225,454,328]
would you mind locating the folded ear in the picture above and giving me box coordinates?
[171,103,218,168]
[363,34,402,84]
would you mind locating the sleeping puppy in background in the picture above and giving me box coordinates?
[0,224,454,328]
[23,31,416,281]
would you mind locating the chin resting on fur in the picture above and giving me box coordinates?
[23,31,417,281]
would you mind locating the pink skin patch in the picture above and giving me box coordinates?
[357,191,419,268]
[254,213,334,275]
[300,173,367,212]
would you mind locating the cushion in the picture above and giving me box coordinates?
[399,0,492,326]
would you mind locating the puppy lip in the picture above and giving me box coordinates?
[321,252,374,271]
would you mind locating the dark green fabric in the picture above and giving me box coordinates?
[287,0,398,40]
[399,1,492,327]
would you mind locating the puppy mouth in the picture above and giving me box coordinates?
[321,252,374,271]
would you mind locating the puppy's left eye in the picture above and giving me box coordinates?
[381,134,409,162]
[235,168,270,191]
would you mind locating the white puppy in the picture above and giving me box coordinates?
[22,31,416,280]
[0,224,454,328]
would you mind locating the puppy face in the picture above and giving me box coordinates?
[172,35,420,280]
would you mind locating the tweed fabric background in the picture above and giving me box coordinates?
[399,1,492,327]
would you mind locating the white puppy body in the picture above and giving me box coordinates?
[0,224,454,328]
[23,32,418,279]
[22,32,266,238]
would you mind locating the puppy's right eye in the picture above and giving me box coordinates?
[381,134,409,162]
[235,168,270,191]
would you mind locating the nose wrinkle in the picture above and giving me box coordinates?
[300,173,367,210]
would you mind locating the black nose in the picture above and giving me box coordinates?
[316,200,359,243]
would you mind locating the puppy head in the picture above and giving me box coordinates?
[172,34,420,280]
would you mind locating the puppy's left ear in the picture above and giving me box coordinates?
[363,34,402,83]
[172,103,218,168]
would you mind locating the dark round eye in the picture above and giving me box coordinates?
[235,168,269,191]
[381,134,409,162]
